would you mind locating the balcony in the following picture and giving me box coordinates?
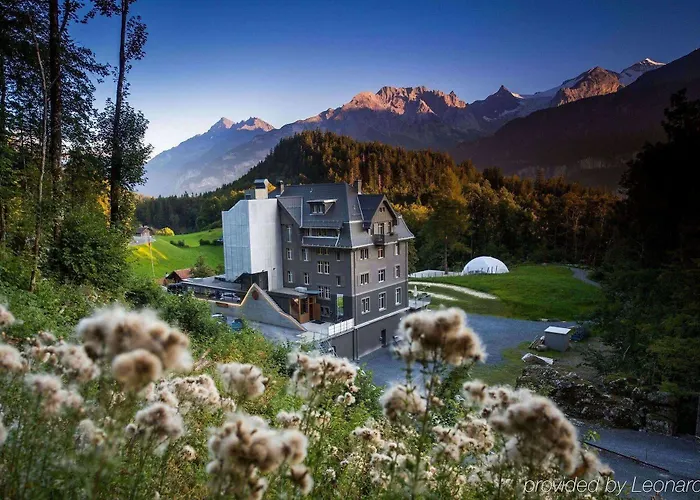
[372,232,398,246]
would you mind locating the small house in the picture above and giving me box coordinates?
[134,225,153,238]
[165,269,192,284]
[544,326,572,352]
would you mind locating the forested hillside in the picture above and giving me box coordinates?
[137,130,619,269]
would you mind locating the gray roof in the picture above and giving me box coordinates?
[277,182,414,249]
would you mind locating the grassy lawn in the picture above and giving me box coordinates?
[471,341,576,386]
[130,229,224,279]
[412,265,601,321]
[409,283,510,317]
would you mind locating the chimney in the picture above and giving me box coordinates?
[278,179,285,194]
[353,179,362,194]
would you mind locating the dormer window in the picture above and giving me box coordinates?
[308,199,337,215]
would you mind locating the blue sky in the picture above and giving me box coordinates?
[71,0,700,156]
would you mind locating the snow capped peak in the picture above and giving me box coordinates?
[619,58,665,86]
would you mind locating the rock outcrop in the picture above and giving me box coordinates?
[517,365,680,435]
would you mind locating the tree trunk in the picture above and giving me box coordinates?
[49,0,63,239]
[0,54,7,243]
[29,19,49,292]
[110,0,128,227]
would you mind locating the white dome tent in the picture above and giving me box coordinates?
[462,256,509,275]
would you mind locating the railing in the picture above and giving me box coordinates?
[372,232,398,245]
[304,318,355,337]
[327,319,354,336]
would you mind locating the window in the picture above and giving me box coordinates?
[320,305,331,317]
[316,248,329,255]
[310,203,324,214]
[377,247,384,259]
[378,292,386,311]
[336,251,342,261]
[319,286,331,300]
[359,248,369,260]
[361,296,370,314]
[317,261,330,274]
[286,225,292,243]
[394,243,400,256]
[394,265,401,279]
[359,272,370,286]
[304,272,310,286]
[286,248,293,260]
[301,299,308,314]
[379,206,386,213]
[304,228,337,237]
[395,287,402,305]
[336,275,342,287]
[287,271,293,283]
[388,221,393,233]
[302,248,309,261]
[378,269,385,283]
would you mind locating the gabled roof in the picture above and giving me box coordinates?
[277,183,363,227]
[167,269,191,280]
[275,182,415,249]
[358,194,384,220]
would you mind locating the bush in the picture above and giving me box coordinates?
[156,227,175,236]
[169,240,188,248]
[46,208,129,292]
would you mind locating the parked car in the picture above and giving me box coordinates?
[221,292,240,303]
[230,318,244,331]
[211,313,226,324]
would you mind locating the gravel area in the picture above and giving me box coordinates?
[410,281,498,300]
[362,312,574,387]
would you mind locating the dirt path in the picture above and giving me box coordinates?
[570,267,601,288]
[409,280,498,300]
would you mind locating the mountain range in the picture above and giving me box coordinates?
[143,55,687,196]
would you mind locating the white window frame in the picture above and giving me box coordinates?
[317,261,330,275]
[304,272,310,286]
[378,292,386,311]
[336,275,342,287]
[359,272,369,286]
[336,250,342,261]
[394,265,401,279]
[361,296,370,314]
[394,243,400,256]
[395,287,402,305]
[319,286,331,300]
[286,225,292,243]
[377,247,384,259]
[287,271,293,283]
[378,268,385,283]
[359,248,369,260]
[302,248,309,261]
[320,305,331,316]
[286,248,293,260]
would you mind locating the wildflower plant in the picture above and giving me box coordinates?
[0,303,616,499]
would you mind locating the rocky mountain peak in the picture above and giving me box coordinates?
[208,117,235,132]
[237,117,275,132]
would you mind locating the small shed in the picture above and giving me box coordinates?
[544,326,571,352]
[165,269,192,284]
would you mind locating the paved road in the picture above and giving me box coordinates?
[360,313,699,499]
[361,312,575,387]
[570,266,602,288]
[130,235,156,246]
[578,423,700,499]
